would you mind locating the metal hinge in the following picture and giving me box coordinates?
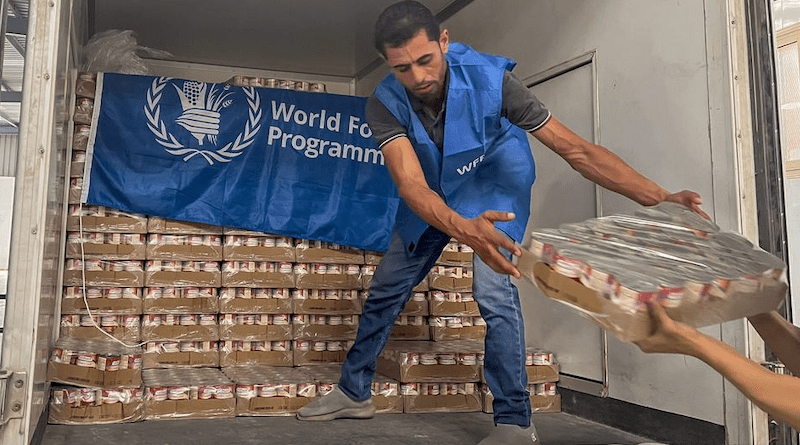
[0,370,27,425]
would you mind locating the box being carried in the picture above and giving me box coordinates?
[518,202,788,342]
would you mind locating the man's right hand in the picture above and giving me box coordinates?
[457,210,522,278]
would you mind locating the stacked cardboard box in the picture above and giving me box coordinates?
[302,363,403,414]
[142,368,236,420]
[47,337,144,424]
[481,347,561,414]
[223,365,317,416]
[428,243,485,342]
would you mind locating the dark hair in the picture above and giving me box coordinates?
[374,1,440,55]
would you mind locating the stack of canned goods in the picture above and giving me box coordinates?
[220,287,291,300]
[223,366,317,399]
[529,201,787,313]
[146,260,219,272]
[291,288,359,300]
[65,258,144,272]
[227,75,326,93]
[145,286,217,299]
[50,385,144,407]
[220,313,291,326]
[221,339,291,353]
[223,234,293,248]
[64,286,141,300]
[525,349,555,366]
[148,233,222,247]
[60,314,141,331]
[50,337,143,371]
[143,368,234,401]
[146,341,218,354]
[401,382,476,396]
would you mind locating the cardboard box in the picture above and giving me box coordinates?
[48,399,145,424]
[378,358,480,383]
[429,300,480,317]
[147,217,223,234]
[145,270,221,287]
[223,245,295,262]
[145,398,235,420]
[292,323,357,341]
[66,214,148,233]
[527,364,560,384]
[364,251,384,265]
[63,269,144,287]
[390,324,431,341]
[436,250,473,267]
[59,325,140,344]
[65,242,146,260]
[430,325,486,342]
[219,324,292,341]
[141,324,219,342]
[236,395,315,416]
[47,361,142,388]
[147,244,223,261]
[295,273,360,290]
[144,296,219,314]
[219,350,293,367]
[219,297,292,314]
[522,256,788,342]
[403,392,481,413]
[69,186,81,204]
[400,299,429,316]
[428,275,473,292]
[296,247,364,264]
[293,349,348,365]
[221,270,294,288]
[143,350,219,369]
[293,298,362,315]
[61,297,142,315]
[481,387,561,414]
[69,160,85,177]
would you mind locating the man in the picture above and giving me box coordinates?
[636,303,800,431]
[297,2,706,444]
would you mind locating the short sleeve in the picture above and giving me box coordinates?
[366,95,408,148]
[502,71,551,132]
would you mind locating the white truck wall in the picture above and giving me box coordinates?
[356,0,744,427]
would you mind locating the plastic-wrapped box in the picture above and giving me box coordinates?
[219,340,294,367]
[144,260,221,287]
[481,383,560,414]
[429,290,480,316]
[143,368,235,420]
[436,240,474,267]
[519,202,788,342]
[143,341,219,369]
[59,314,141,343]
[377,340,482,383]
[402,382,481,413]
[61,286,143,315]
[221,261,295,288]
[47,338,143,388]
[63,259,145,287]
[147,217,222,235]
[48,385,145,424]
[294,239,365,264]
[429,316,486,342]
[219,313,293,341]
[302,364,403,414]
[146,233,223,261]
[292,288,363,314]
[427,265,473,292]
[293,263,361,290]
[390,314,430,341]
[292,339,351,365]
[222,234,296,262]
[143,286,219,314]
[141,314,219,342]
[66,205,148,233]
[219,287,293,313]
[223,366,316,416]
[65,232,147,260]
[292,315,358,341]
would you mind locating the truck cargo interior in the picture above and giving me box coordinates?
[0,0,797,444]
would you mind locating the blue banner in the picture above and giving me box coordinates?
[84,73,399,251]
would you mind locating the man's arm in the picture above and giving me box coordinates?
[636,302,800,431]
[381,137,522,277]
[748,311,800,375]
[531,118,708,218]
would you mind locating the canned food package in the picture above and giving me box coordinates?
[48,385,146,425]
[481,383,561,414]
[47,338,144,388]
[142,368,236,420]
[519,201,788,343]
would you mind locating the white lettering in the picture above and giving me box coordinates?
[294,110,308,125]
[271,101,295,122]
[267,126,282,145]
[327,112,341,132]
[457,155,485,176]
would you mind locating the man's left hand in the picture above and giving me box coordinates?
[664,190,710,220]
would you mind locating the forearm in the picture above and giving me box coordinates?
[749,311,800,375]
[397,182,469,240]
[689,332,800,430]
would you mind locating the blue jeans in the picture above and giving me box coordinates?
[339,227,531,427]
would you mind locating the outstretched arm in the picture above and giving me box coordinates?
[748,311,800,375]
[531,118,708,218]
[381,136,522,277]
[635,302,800,430]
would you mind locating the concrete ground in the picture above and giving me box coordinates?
[41,411,661,445]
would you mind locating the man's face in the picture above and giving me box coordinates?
[384,29,449,103]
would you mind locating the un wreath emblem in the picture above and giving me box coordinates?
[144,77,262,165]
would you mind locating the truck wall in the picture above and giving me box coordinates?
[357,0,742,426]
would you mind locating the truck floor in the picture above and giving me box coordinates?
[41,412,658,444]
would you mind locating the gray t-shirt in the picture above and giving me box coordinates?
[366,70,551,152]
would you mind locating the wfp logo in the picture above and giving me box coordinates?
[144,77,262,164]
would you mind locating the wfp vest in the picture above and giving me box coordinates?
[374,42,536,252]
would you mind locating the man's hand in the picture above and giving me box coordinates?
[664,190,710,220]
[456,210,522,278]
[634,301,700,356]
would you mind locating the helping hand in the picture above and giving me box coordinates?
[664,190,710,220]
[459,210,522,278]
[633,301,699,355]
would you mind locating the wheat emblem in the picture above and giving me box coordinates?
[144,77,262,165]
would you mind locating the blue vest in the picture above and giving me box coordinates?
[374,43,536,252]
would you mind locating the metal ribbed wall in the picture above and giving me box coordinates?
[0,134,18,177]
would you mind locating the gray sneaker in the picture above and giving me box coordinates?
[477,422,540,444]
[296,386,375,421]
